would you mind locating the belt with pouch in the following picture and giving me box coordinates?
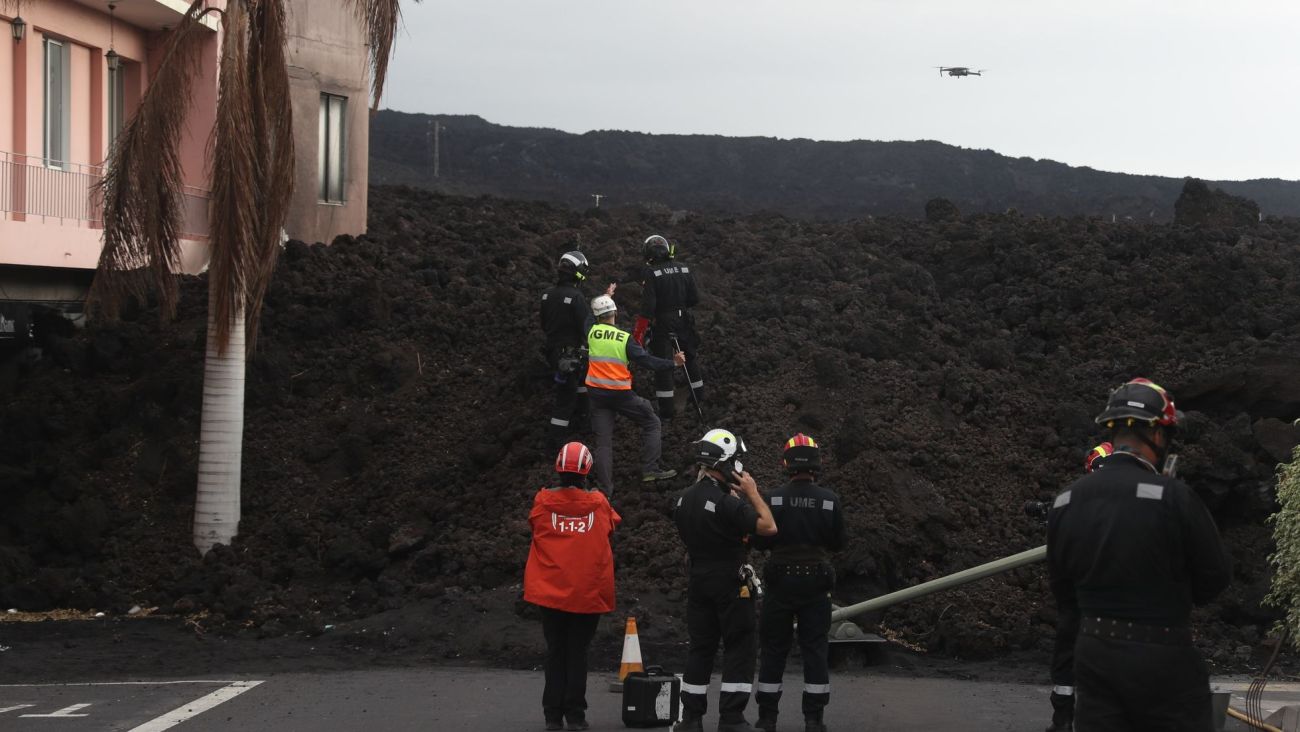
[1080,616,1193,646]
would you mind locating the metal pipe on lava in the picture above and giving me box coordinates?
[830,545,1047,622]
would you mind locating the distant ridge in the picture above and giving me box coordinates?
[370,110,1300,220]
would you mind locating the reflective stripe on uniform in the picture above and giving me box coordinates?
[550,418,569,427]
[575,387,587,393]
[720,682,752,693]
[756,682,782,693]
[655,390,675,398]
[586,376,630,388]
[681,682,709,695]
[804,683,830,695]
[1054,490,1071,508]
[1137,483,1164,500]
[588,356,626,364]
[1052,685,1074,696]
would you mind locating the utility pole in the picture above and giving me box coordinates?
[591,193,603,208]
[433,120,441,178]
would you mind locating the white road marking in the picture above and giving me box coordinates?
[21,703,92,717]
[127,680,264,732]
[0,680,241,688]
[0,704,36,714]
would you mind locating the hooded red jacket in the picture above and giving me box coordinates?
[524,487,621,614]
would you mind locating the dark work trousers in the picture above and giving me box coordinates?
[1048,609,1079,729]
[647,312,702,419]
[1074,633,1213,732]
[547,367,589,450]
[588,388,662,495]
[755,568,834,723]
[540,607,601,725]
[681,562,756,724]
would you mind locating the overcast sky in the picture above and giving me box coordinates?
[383,0,1299,182]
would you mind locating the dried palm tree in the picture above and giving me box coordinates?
[89,0,417,554]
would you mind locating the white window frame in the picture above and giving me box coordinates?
[43,36,72,169]
[318,93,348,203]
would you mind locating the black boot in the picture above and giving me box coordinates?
[1046,690,1074,731]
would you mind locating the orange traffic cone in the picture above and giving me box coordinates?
[609,617,645,692]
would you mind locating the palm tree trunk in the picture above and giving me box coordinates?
[193,286,246,555]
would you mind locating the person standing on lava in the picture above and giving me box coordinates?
[633,234,704,421]
[1047,379,1230,731]
[524,442,621,731]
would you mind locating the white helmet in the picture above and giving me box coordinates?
[693,428,747,474]
[591,295,617,317]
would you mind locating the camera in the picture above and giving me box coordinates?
[1024,500,1052,522]
[556,346,588,375]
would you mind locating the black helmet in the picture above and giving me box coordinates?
[1095,378,1182,429]
[693,428,747,475]
[643,234,674,263]
[557,251,589,282]
[782,433,821,474]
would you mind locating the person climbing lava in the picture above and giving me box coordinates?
[633,234,704,420]
[585,294,684,494]
[540,250,596,450]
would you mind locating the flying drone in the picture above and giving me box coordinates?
[937,67,986,77]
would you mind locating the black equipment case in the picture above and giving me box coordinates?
[621,666,680,727]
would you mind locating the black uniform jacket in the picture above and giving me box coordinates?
[752,479,845,565]
[640,261,700,318]
[540,283,593,350]
[1047,452,1231,627]
[674,475,758,567]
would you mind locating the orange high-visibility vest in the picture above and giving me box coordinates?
[585,323,633,390]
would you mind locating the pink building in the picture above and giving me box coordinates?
[0,0,371,340]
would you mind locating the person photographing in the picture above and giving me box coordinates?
[672,429,777,732]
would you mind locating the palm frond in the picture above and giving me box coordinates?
[88,0,211,320]
[206,0,258,352]
[348,0,421,110]
[242,0,295,348]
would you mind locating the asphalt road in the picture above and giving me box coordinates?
[2,667,1285,731]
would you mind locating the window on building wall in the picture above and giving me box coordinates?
[43,37,72,168]
[108,63,126,146]
[318,93,348,203]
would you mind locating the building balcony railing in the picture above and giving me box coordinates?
[0,150,210,240]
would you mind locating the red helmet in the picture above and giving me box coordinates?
[555,442,594,476]
[1084,442,1114,473]
[782,433,821,474]
[1095,378,1182,429]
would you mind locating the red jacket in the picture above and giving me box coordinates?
[524,487,621,614]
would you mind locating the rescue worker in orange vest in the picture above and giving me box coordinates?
[586,294,685,494]
[1044,441,1113,732]
[525,442,622,731]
